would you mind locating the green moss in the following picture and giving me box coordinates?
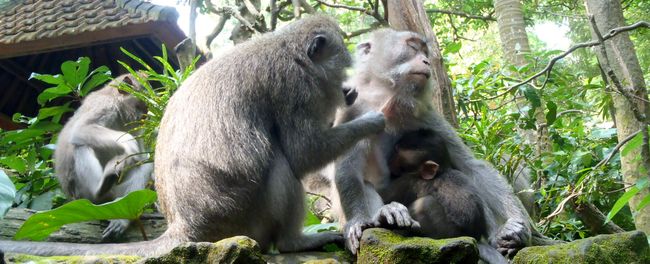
[7,254,141,264]
[513,231,650,264]
[358,228,478,264]
[144,236,265,264]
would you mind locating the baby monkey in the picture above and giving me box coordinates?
[381,129,507,263]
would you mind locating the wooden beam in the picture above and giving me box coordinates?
[0,59,42,93]
[0,22,185,60]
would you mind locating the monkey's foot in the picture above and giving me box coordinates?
[102,219,130,241]
[371,202,421,229]
[494,218,529,258]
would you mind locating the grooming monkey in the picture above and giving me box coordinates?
[0,15,384,257]
[381,129,508,263]
[54,73,153,240]
[332,28,533,259]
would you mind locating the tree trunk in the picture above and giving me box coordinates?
[494,0,530,66]
[386,0,457,127]
[585,0,650,235]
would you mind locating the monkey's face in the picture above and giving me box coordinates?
[358,30,431,92]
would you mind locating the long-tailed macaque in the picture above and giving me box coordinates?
[381,129,507,264]
[332,29,533,259]
[0,15,384,257]
[54,74,153,240]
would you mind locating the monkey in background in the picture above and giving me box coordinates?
[53,73,153,240]
[332,28,533,259]
[0,15,385,257]
[381,129,508,264]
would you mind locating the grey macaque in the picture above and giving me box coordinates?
[381,129,507,264]
[54,73,153,240]
[0,15,384,257]
[332,28,533,259]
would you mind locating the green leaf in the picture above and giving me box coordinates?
[606,185,640,223]
[545,101,557,125]
[36,84,73,105]
[29,73,63,85]
[61,57,90,89]
[14,189,157,241]
[0,156,27,173]
[80,66,111,96]
[523,86,541,108]
[37,104,73,122]
[621,133,644,157]
[303,223,338,235]
[445,42,462,54]
[0,170,16,219]
[636,193,650,211]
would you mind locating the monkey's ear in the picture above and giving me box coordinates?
[420,161,438,180]
[117,76,135,95]
[356,42,371,55]
[307,35,328,61]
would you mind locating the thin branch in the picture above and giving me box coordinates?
[594,129,642,169]
[206,13,229,48]
[345,23,381,39]
[426,8,496,22]
[466,20,650,103]
[315,0,387,25]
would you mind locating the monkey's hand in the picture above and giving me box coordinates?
[371,202,421,230]
[356,111,386,133]
[493,218,530,258]
[343,218,374,255]
[102,219,130,241]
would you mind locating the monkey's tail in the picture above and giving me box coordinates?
[0,231,180,258]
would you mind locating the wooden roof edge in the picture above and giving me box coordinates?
[0,21,187,60]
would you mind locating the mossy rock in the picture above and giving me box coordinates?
[264,251,353,264]
[4,254,141,264]
[143,236,265,264]
[358,228,479,264]
[513,231,650,264]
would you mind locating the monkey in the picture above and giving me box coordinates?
[0,15,385,257]
[331,28,533,259]
[51,73,153,241]
[380,129,508,264]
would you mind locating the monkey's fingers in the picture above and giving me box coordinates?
[345,222,364,255]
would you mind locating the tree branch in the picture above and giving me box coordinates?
[426,8,496,22]
[314,0,387,25]
[466,21,650,103]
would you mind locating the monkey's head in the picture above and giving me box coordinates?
[389,129,449,180]
[109,73,148,116]
[274,15,352,101]
[355,29,431,91]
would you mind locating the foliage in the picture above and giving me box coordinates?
[15,189,156,241]
[0,170,16,218]
[0,57,111,211]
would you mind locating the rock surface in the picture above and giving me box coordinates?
[358,228,479,264]
[513,230,650,264]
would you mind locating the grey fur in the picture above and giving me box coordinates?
[332,29,532,260]
[0,15,384,257]
[54,74,152,240]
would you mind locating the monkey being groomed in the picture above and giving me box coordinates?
[332,28,534,262]
[381,129,508,263]
[54,73,153,240]
[0,15,385,257]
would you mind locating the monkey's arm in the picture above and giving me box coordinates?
[281,111,384,175]
[334,141,383,253]
[70,124,141,155]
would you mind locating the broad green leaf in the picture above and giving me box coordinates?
[14,189,157,241]
[621,133,644,157]
[61,57,90,89]
[0,129,45,144]
[0,170,16,219]
[37,84,73,106]
[606,185,640,223]
[0,157,27,174]
[303,223,338,235]
[545,101,557,125]
[445,42,462,54]
[80,66,111,96]
[37,104,73,122]
[29,73,63,85]
[522,86,541,108]
[590,128,617,139]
